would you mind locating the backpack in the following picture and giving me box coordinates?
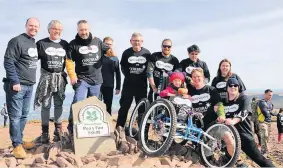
[256,100,268,122]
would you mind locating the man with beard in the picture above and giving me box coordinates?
[3,18,40,158]
[179,44,210,88]
[34,20,68,143]
[116,33,151,128]
[66,20,113,134]
[147,39,179,103]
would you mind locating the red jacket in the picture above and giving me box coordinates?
[160,86,177,97]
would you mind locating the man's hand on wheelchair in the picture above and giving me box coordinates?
[151,84,158,93]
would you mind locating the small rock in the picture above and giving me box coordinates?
[35,153,46,164]
[81,161,97,168]
[56,157,74,168]
[93,153,107,160]
[81,156,96,164]
[159,157,173,166]
[96,160,107,167]
[34,145,47,154]
[15,164,26,168]
[117,164,132,168]
[107,157,119,166]
[5,157,17,167]
[126,136,138,146]
[46,164,59,168]
[21,157,36,165]
[117,155,133,166]
[0,159,8,168]
[107,151,122,156]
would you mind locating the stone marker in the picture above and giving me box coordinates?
[72,96,116,157]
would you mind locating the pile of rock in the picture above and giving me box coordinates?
[0,127,204,168]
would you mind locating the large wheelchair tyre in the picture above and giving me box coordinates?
[128,98,150,139]
[200,124,241,168]
[139,98,177,157]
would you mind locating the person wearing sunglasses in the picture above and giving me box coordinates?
[147,39,180,103]
[211,59,246,103]
[179,44,210,88]
[221,78,274,167]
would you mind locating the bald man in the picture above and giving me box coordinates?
[3,17,40,159]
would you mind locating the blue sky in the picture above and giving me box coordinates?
[0,0,282,94]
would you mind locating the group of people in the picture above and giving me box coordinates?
[0,17,279,167]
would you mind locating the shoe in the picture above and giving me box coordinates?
[13,145,27,159]
[53,123,63,142]
[23,141,36,149]
[53,129,63,142]
[41,133,50,144]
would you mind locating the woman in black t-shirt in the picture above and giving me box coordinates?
[188,68,225,130]
[212,59,246,103]
[223,78,274,167]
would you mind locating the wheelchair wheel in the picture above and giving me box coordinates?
[200,124,241,168]
[128,98,150,139]
[139,98,177,157]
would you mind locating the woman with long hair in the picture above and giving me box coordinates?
[212,59,246,103]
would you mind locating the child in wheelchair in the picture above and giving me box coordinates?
[159,71,190,98]
[159,71,193,123]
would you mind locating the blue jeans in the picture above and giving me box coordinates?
[4,83,33,147]
[68,80,101,133]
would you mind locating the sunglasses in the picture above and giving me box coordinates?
[162,45,171,48]
[228,84,239,88]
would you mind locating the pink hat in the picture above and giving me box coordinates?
[169,72,185,83]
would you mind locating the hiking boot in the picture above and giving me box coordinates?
[53,123,63,142]
[23,141,36,150]
[41,133,50,144]
[13,145,27,159]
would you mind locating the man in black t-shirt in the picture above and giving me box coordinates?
[66,20,112,134]
[147,39,179,103]
[116,33,151,128]
[34,20,68,144]
[3,18,40,159]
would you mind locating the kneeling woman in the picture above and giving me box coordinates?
[223,78,274,167]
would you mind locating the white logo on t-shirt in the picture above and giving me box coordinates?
[224,104,239,113]
[128,56,146,64]
[185,66,198,74]
[45,47,66,57]
[79,45,99,54]
[28,48,38,57]
[155,61,174,71]
[191,93,211,103]
[216,82,226,89]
